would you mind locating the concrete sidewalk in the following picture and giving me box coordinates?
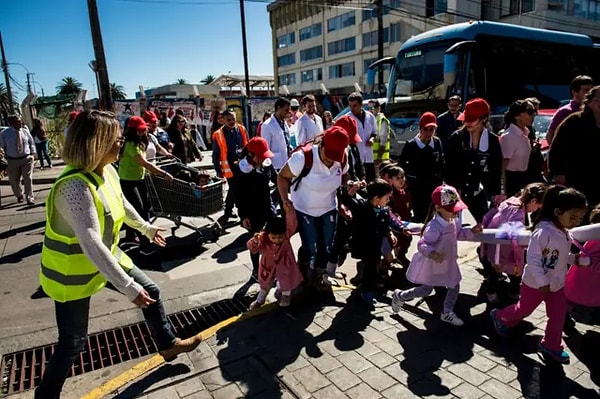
[70,273,600,399]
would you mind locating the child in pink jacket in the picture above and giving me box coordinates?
[247,211,303,309]
[391,185,482,327]
[564,204,600,329]
[491,186,588,364]
[482,183,547,303]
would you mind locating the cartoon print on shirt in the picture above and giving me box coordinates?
[541,247,559,270]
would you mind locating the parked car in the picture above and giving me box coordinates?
[531,108,556,155]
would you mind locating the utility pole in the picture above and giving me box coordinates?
[87,0,113,110]
[239,0,253,134]
[26,73,34,94]
[377,0,384,93]
[0,31,15,113]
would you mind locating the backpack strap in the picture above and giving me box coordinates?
[291,143,313,191]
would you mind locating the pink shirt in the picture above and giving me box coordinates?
[500,124,531,172]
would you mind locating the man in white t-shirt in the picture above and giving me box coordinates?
[277,126,350,279]
[347,92,377,182]
[295,94,324,145]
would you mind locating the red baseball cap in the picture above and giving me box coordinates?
[432,185,468,213]
[457,98,490,122]
[68,111,79,122]
[142,110,158,123]
[333,115,361,143]
[323,126,349,163]
[246,137,274,160]
[127,116,148,132]
[419,112,438,129]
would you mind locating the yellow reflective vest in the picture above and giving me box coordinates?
[373,113,391,161]
[40,165,134,302]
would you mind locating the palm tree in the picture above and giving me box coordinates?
[175,78,188,84]
[110,83,127,100]
[201,75,216,85]
[56,77,82,95]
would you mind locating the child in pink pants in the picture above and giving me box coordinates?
[491,186,588,364]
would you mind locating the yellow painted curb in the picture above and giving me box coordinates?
[81,302,279,399]
[82,286,355,399]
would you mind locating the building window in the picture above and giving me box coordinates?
[500,0,535,15]
[278,73,296,86]
[390,22,402,42]
[327,11,356,32]
[547,0,566,10]
[362,28,390,47]
[363,58,391,74]
[301,68,323,83]
[573,0,600,20]
[362,0,401,21]
[329,62,355,79]
[299,23,322,41]
[277,32,295,49]
[277,53,296,67]
[327,37,356,56]
[300,46,323,62]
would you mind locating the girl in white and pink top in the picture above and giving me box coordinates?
[491,186,588,364]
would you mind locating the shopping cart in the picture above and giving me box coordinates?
[145,158,224,243]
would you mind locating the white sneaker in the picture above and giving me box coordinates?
[391,289,404,313]
[441,312,464,326]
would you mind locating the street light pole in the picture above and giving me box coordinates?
[0,31,15,113]
[239,0,253,134]
[377,0,384,93]
[87,0,113,110]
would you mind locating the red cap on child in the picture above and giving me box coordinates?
[246,137,274,160]
[457,98,490,122]
[431,185,468,213]
[333,115,361,143]
[323,126,350,163]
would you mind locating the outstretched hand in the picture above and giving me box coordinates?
[132,289,156,308]
[152,228,168,247]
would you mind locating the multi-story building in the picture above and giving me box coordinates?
[267,0,600,96]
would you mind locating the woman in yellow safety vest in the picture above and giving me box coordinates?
[35,110,201,399]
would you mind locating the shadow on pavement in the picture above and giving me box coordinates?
[111,363,191,399]
[0,220,45,240]
[211,232,251,264]
[0,242,42,264]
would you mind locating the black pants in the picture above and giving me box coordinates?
[34,268,176,399]
[329,217,352,265]
[224,175,239,216]
[505,170,529,198]
[410,187,436,223]
[364,162,376,182]
[361,255,380,293]
[120,179,150,246]
[487,273,522,296]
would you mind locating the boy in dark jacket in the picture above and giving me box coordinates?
[343,178,397,304]
[235,137,277,280]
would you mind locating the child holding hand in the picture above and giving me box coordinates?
[247,210,303,309]
[491,186,588,364]
[391,185,482,326]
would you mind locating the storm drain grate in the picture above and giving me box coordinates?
[0,296,253,395]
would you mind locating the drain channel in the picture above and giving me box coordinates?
[0,296,253,395]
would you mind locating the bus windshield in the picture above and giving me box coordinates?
[393,42,450,99]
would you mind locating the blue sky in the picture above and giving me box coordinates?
[0,0,274,99]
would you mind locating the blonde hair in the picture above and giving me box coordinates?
[62,110,120,173]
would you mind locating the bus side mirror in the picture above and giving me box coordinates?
[443,54,458,88]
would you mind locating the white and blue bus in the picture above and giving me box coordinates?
[368,20,600,155]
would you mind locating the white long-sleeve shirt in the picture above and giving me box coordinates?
[295,113,323,145]
[53,176,160,301]
[260,116,290,170]
[522,220,572,292]
[349,111,377,163]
